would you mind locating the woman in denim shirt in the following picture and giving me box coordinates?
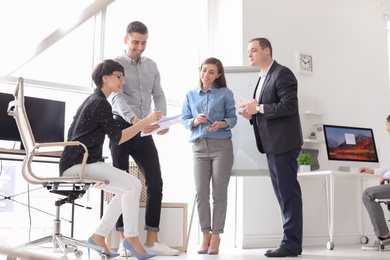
[182,57,237,255]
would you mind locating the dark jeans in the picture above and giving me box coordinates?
[109,120,163,232]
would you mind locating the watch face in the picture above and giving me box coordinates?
[299,54,313,72]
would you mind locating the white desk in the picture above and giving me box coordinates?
[0,148,61,163]
[298,170,381,250]
[231,169,381,250]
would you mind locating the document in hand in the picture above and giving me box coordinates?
[140,113,183,137]
[235,96,251,106]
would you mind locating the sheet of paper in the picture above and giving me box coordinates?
[235,96,251,106]
[141,113,183,137]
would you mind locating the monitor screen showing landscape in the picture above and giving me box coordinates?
[323,124,379,170]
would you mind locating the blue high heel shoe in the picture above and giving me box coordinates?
[86,237,120,259]
[122,238,156,260]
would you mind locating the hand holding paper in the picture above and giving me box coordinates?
[238,98,258,120]
[141,113,183,137]
[235,96,251,106]
[142,124,161,134]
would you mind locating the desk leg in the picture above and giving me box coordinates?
[325,173,335,250]
[360,177,369,244]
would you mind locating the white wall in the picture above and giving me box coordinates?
[233,0,390,248]
[241,0,390,164]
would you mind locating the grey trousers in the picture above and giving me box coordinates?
[362,184,390,237]
[192,138,233,234]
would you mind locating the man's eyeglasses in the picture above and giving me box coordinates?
[111,73,124,80]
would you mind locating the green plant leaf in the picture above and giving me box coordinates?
[298,152,312,166]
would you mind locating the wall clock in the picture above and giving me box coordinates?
[298,53,313,73]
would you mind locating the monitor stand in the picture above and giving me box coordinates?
[19,142,25,151]
[337,166,351,172]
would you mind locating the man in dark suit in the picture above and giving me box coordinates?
[239,37,303,257]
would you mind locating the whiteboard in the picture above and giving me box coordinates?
[225,67,269,176]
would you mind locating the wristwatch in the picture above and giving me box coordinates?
[256,105,261,113]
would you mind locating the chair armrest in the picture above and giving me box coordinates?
[26,141,108,187]
[32,141,88,179]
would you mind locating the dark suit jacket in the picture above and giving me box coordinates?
[251,61,303,155]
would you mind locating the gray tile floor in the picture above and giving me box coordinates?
[1,244,389,260]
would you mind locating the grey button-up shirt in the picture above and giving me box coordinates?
[111,52,167,122]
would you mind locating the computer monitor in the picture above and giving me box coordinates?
[322,124,380,171]
[0,92,65,150]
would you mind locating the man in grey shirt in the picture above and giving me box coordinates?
[110,21,179,256]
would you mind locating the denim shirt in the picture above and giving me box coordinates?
[182,85,237,142]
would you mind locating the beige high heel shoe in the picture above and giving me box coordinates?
[208,237,220,255]
[198,233,211,254]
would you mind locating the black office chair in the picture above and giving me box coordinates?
[6,77,110,260]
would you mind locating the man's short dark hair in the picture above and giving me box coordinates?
[249,37,273,58]
[126,21,148,35]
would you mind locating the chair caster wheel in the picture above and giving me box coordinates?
[360,236,369,244]
[327,241,334,250]
[74,249,83,258]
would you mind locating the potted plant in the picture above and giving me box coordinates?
[309,131,316,139]
[298,152,312,173]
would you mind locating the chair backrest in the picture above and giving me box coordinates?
[8,77,42,184]
[11,78,36,156]
[8,77,108,188]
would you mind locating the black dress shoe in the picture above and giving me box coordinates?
[266,248,276,253]
[266,247,302,255]
[264,246,298,257]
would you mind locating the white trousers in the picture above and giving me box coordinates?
[63,162,142,238]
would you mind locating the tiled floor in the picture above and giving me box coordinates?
[1,243,389,260]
